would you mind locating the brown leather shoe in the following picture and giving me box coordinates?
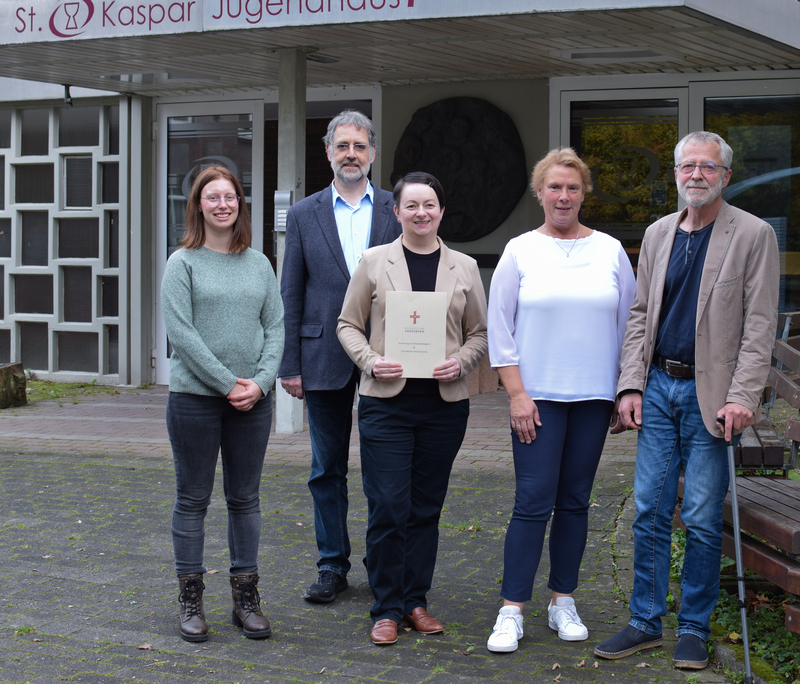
[370,619,398,645]
[402,607,444,634]
[178,574,208,642]
[230,573,272,639]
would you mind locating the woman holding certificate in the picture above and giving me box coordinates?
[337,171,488,646]
[485,148,635,653]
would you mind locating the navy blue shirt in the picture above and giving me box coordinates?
[654,222,714,365]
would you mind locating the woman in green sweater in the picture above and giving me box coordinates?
[161,166,284,642]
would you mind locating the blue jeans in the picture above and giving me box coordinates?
[359,393,469,623]
[630,366,732,640]
[501,400,613,602]
[304,368,359,577]
[167,392,272,577]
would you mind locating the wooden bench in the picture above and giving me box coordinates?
[678,312,800,633]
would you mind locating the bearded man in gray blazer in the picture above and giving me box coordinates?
[279,110,401,603]
[594,131,779,669]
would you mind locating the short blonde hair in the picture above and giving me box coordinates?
[530,148,592,204]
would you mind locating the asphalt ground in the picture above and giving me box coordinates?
[0,387,732,683]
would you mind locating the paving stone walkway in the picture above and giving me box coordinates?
[0,388,730,683]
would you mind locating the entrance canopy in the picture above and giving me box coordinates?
[0,1,798,95]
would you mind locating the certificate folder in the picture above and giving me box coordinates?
[384,291,447,378]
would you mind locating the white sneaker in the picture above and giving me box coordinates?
[548,597,588,641]
[487,605,524,653]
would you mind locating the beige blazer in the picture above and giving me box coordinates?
[618,201,780,435]
[337,236,488,401]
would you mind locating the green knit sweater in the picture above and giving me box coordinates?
[161,246,284,397]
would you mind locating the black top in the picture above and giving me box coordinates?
[654,222,714,365]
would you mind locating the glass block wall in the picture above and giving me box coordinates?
[0,103,121,380]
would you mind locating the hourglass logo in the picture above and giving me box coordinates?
[49,0,95,38]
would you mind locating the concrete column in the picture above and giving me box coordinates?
[275,48,307,434]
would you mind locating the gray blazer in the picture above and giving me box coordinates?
[279,183,401,391]
[618,201,780,435]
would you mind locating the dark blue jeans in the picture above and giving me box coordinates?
[501,399,614,602]
[359,393,469,623]
[166,392,272,577]
[630,366,733,640]
[304,368,360,578]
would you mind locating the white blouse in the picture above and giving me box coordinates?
[488,229,636,402]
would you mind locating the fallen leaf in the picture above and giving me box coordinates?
[635,662,651,668]
[41,555,51,559]
[551,662,560,670]
[207,570,219,575]
[296,522,303,526]
[137,643,152,650]
[33,638,42,642]
[318,668,326,674]
[576,659,585,667]
[553,675,561,682]
[729,631,740,642]
[593,661,600,668]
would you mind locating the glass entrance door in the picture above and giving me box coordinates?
[155,100,263,385]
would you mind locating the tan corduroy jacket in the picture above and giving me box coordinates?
[337,236,488,401]
[618,201,780,436]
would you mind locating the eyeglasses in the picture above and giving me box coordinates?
[675,162,728,176]
[332,143,370,154]
[201,194,239,205]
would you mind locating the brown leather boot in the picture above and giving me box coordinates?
[230,573,272,639]
[178,574,208,642]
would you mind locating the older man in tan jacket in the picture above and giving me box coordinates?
[594,131,779,670]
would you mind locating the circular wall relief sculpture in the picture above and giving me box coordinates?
[391,97,527,243]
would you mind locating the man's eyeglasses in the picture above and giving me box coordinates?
[332,143,370,154]
[201,194,240,205]
[675,162,728,176]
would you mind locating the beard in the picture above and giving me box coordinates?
[332,158,371,185]
[677,173,724,208]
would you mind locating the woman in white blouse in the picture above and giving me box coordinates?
[486,148,635,653]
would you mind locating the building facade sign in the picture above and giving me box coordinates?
[3,0,677,44]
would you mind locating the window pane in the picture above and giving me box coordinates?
[16,164,54,204]
[20,322,48,370]
[21,109,49,156]
[0,218,9,258]
[571,99,679,271]
[15,274,53,314]
[0,265,3,319]
[21,212,48,266]
[706,95,800,311]
[101,276,118,317]
[58,331,97,372]
[107,105,120,155]
[0,157,4,210]
[0,110,10,149]
[20,211,48,266]
[63,266,92,322]
[59,106,99,147]
[107,211,119,268]
[0,328,9,364]
[65,156,93,207]
[102,162,119,203]
[58,217,99,258]
[106,325,118,374]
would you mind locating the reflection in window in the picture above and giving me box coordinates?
[101,276,118,317]
[106,325,118,374]
[0,218,8,258]
[0,110,11,148]
[107,211,119,268]
[571,99,679,269]
[102,162,119,203]
[107,105,120,155]
[707,96,800,311]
